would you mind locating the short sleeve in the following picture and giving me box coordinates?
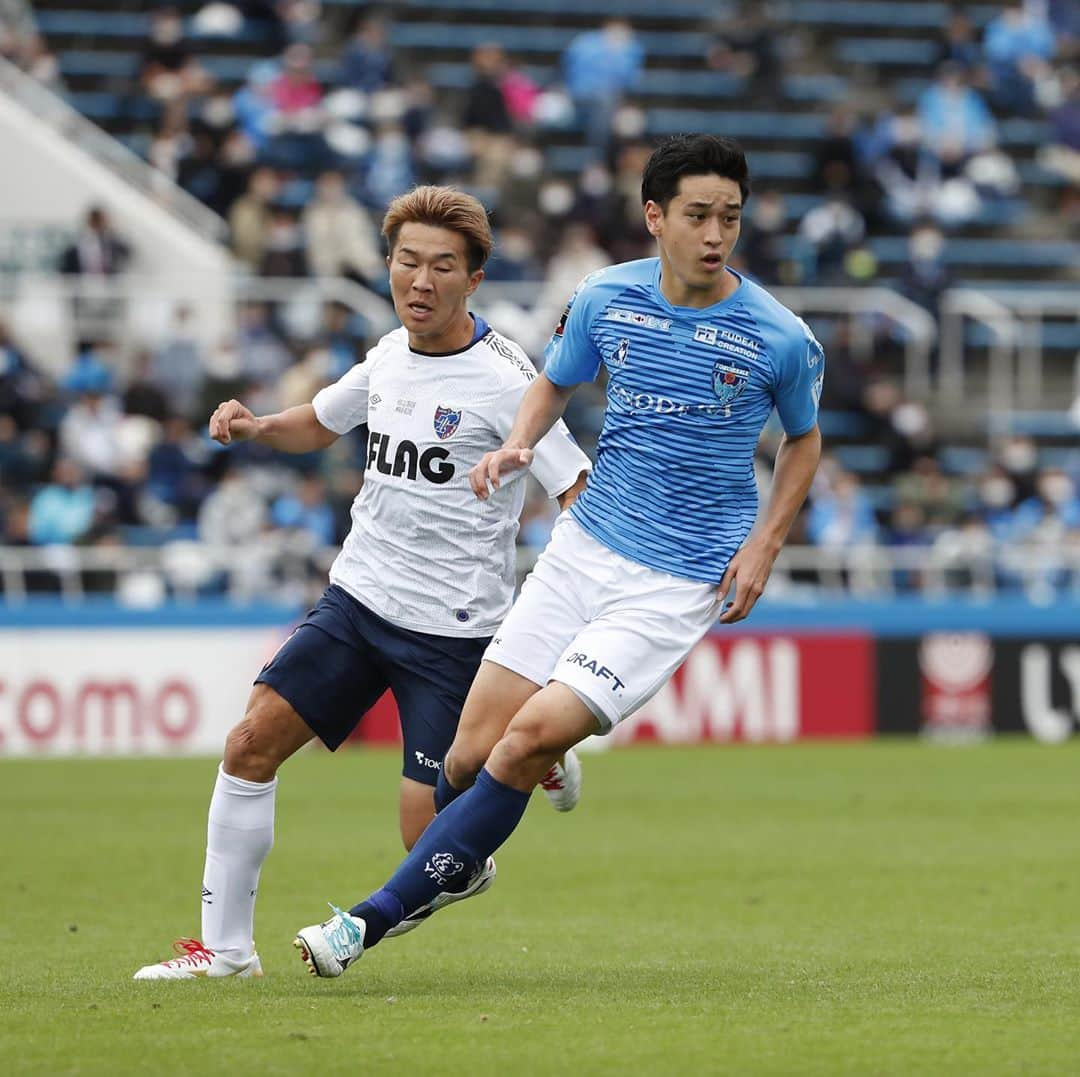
[773,318,824,437]
[493,351,592,498]
[541,275,604,386]
[311,356,372,435]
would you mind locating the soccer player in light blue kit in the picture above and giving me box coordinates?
[295,134,825,977]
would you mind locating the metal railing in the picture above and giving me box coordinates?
[772,286,937,399]
[2,541,1077,605]
[0,273,399,375]
[939,288,1080,413]
[0,55,228,243]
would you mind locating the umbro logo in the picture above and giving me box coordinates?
[370,394,382,406]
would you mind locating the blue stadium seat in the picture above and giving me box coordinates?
[386,0,712,17]
[647,110,830,140]
[939,446,989,475]
[59,50,137,78]
[389,23,704,58]
[834,38,941,66]
[832,444,892,474]
[818,410,872,439]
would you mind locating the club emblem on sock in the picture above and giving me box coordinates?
[425,851,465,887]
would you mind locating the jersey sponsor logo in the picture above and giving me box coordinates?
[433,405,462,440]
[395,398,416,416]
[367,429,455,484]
[712,361,750,407]
[454,609,470,623]
[414,750,442,770]
[425,851,465,887]
[604,307,672,332]
[610,383,729,418]
[554,304,570,337]
[565,651,626,693]
[694,324,718,345]
[610,338,630,368]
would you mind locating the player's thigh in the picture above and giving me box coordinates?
[449,660,543,779]
[398,777,435,851]
[550,579,719,734]
[254,601,391,753]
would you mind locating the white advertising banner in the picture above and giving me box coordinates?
[0,627,289,756]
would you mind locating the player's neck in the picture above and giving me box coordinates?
[406,310,476,355]
[657,263,740,309]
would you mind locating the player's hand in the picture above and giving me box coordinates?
[208,399,260,445]
[716,538,778,624]
[469,447,534,500]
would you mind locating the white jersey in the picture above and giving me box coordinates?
[312,319,591,638]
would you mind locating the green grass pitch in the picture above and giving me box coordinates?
[2,741,1079,1076]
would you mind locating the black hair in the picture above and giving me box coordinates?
[640,134,751,209]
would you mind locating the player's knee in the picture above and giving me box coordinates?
[496,714,557,770]
[223,702,285,782]
[443,742,485,789]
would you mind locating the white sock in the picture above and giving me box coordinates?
[201,763,276,960]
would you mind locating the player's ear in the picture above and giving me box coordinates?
[465,268,485,297]
[643,199,664,238]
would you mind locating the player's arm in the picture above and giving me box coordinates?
[469,373,578,500]
[720,324,825,624]
[718,423,821,622]
[208,400,339,453]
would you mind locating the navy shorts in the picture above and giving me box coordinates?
[255,585,490,785]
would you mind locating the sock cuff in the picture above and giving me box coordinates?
[475,767,531,805]
[218,762,278,795]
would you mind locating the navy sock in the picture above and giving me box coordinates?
[348,889,403,949]
[434,767,465,813]
[353,768,530,948]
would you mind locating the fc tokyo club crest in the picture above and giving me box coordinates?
[712,361,750,407]
[433,405,462,440]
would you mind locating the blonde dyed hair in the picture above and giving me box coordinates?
[382,186,493,273]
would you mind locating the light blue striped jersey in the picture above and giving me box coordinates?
[543,258,824,583]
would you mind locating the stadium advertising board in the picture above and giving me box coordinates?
[0,628,283,756]
[877,635,1080,742]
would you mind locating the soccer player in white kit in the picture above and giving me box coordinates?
[134,187,591,980]
[294,135,825,979]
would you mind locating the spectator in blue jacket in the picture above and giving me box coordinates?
[29,458,97,545]
[562,18,644,162]
[984,3,1056,112]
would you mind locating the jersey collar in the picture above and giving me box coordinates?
[650,261,745,317]
[407,314,489,358]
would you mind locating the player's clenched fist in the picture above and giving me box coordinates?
[209,399,261,445]
[469,447,534,500]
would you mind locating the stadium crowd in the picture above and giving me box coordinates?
[0,0,1077,597]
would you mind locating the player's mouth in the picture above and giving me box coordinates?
[701,253,725,271]
[407,302,435,318]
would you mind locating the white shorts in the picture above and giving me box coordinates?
[484,515,721,732]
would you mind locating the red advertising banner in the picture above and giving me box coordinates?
[610,633,875,745]
[352,633,875,747]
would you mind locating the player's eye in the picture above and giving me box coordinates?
[400,261,417,268]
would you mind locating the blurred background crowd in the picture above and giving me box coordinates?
[0,0,1077,601]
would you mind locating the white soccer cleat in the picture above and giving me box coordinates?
[133,938,263,980]
[540,748,582,812]
[384,856,497,939]
[294,904,366,978]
